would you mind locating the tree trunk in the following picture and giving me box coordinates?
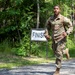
[37,0,40,28]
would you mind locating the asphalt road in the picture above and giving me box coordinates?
[0,59,75,75]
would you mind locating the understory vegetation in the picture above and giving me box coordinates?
[0,0,75,58]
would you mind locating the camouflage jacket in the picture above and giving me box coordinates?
[45,14,73,43]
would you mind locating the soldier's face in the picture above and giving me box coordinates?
[54,6,60,15]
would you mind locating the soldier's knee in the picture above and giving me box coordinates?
[55,51,63,59]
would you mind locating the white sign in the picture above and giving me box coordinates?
[31,29,47,41]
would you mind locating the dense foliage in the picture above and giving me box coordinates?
[0,0,75,57]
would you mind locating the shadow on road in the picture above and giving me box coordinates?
[0,59,75,75]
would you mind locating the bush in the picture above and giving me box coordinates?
[30,41,53,58]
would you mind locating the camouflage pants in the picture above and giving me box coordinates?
[52,39,66,68]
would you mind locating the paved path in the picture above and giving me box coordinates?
[0,59,75,75]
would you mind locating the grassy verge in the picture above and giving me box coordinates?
[0,52,74,69]
[0,53,55,69]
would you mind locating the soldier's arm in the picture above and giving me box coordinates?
[44,29,50,39]
[44,18,51,39]
[63,17,73,35]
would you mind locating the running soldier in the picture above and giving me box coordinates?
[45,5,73,75]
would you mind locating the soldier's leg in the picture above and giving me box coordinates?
[63,48,70,59]
[55,42,63,68]
[53,41,65,75]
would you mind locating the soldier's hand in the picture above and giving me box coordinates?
[62,32,67,37]
[44,34,50,40]
[60,32,67,39]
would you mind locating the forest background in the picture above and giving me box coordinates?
[0,0,75,58]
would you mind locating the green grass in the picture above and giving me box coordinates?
[0,53,54,69]
[0,44,75,69]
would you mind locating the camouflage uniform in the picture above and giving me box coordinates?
[45,14,73,68]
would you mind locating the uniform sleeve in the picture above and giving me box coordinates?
[63,17,73,35]
[45,17,51,35]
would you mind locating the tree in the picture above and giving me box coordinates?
[0,0,75,57]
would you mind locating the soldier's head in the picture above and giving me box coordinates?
[53,5,60,15]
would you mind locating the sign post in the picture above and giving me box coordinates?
[30,28,48,58]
